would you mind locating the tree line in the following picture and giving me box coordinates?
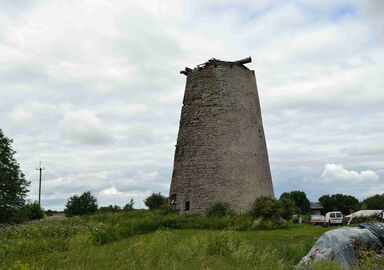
[279,191,384,215]
[1,128,384,224]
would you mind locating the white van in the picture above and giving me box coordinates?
[325,211,343,225]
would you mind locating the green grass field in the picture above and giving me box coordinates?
[0,211,381,269]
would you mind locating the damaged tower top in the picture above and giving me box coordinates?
[180,56,252,75]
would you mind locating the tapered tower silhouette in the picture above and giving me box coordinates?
[169,57,274,214]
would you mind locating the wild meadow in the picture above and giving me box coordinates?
[2,210,384,269]
[0,210,328,269]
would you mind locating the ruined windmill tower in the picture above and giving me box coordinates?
[169,57,274,214]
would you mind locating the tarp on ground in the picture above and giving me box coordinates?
[346,210,383,225]
[296,223,384,269]
[345,210,383,219]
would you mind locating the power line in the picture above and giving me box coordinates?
[36,161,45,207]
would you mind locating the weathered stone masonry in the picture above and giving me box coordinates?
[169,58,274,214]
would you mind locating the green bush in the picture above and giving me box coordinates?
[45,210,60,216]
[158,204,178,215]
[4,202,44,224]
[250,196,281,219]
[64,191,98,217]
[22,202,44,220]
[301,214,311,224]
[144,193,167,210]
[207,202,233,217]
[279,197,297,220]
[98,205,121,213]
[8,208,29,224]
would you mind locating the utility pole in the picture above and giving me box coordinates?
[36,161,45,207]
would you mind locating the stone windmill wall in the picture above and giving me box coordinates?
[169,58,274,214]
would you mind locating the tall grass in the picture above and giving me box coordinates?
[83,210,260,244]
[2,210,382,269]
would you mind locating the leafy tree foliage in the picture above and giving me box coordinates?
[319,194,359,214]
[0,129,30,223]
[207,202,233,217]
[250,196,282,219]
[64,191,98,217]
[279,197,298,220]
[280,191,310,214]
[361,194,384,210]
[144,193,167,210]
[123,198,135,211]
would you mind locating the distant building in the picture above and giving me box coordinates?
[310,202,323,215]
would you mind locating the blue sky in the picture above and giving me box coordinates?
[0,0,383,210]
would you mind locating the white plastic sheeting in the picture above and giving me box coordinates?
[346,210,383,225]
[296,224,384,269]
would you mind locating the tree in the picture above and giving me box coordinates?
[64,191,98,217]
[144,193,167,210]
[361,194,384,210]
[250,196,282,219]
[0,129,30,223]
[280,191,310,214]
[279,197,298,220]
[319,194,359,214]
[124,198,135,211]
[318,195,332,213]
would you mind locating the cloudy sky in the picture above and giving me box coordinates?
[1,0,383,210]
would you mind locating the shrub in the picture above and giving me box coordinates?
[98,205,121,213]
[250,196,281,219]
[64,191,98,217]
[22,202,44,220]
[207,202,233,217]
[45,210,59,216]
[279,197,298,220]
[158,204,178,215]
[6,202,44,224]
[144,193,167,210]
[123,198,135,211]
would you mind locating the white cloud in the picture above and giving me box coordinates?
[60,110,111,144]
[321,164,379,183]
[8,108,33,124]
[98,187,145,208]
[99,187,125,196]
